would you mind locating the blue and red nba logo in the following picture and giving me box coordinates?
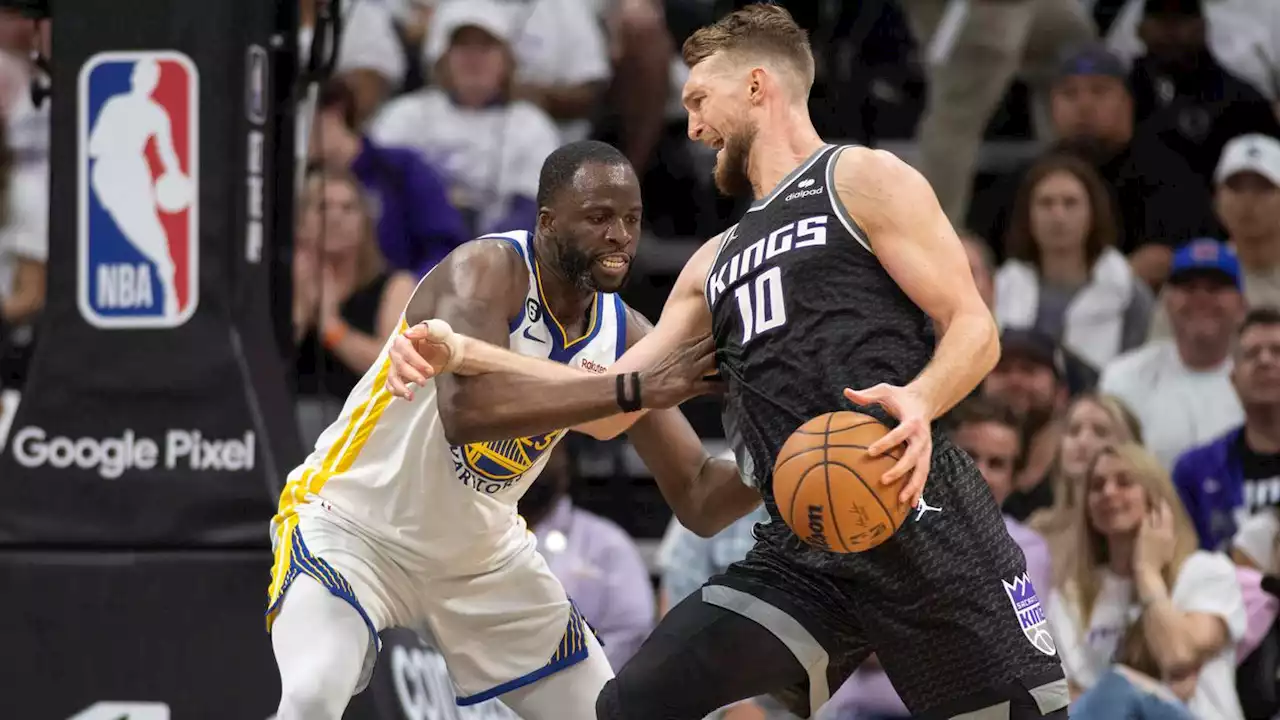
[78,51,199,329]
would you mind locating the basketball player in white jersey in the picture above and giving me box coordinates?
[268,140,761,720]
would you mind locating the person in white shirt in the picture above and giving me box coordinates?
[1048,442,1246,719]
[372,0,561,237]
[1150,134,1280,340]
[299,0,408,125]
[1100,238,1246,468]
[424,0,612,144]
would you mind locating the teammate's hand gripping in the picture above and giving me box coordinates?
[386,320,464,401]
[842,384,931,508]
[639,334,724,408]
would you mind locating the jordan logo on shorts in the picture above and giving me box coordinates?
[1001,573,1056,656]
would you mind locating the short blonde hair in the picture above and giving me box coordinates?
[681,3,814,91]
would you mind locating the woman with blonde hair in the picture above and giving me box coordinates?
[1029,393,1141,564]
[1048,443,1246,718]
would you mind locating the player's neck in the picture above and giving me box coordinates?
[747,112,825,201]
[532,238,595,331]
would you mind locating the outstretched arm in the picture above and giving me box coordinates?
[389,235,722,440]
[407,240,716,445]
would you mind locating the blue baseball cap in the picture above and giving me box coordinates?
[1168,238,1242,290]
[1057,45,1128,83]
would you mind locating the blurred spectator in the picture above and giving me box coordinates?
[827,397,1052,720]
[1227,509,1280,719]
[426,0,612,144]
[1100,238,1245,468]
[995,154,1152,372]
[0,127,44,393]
[1106,0,1280,103]
[588,0,673,172]
[310,78,467,276]
[1124,0,1280,183]
[373,0,560,237]
[1047,443,1245,718]
[0,15,46,395]
[1172,308,1280,551]
[299,0,408,125]
[1150,134,1280,340]
[656,483,793,720]
[1029,393,1144,578]
[521,445,655,670]
[898,0,1095,224]
[293,169,416,443]
[982,329,1070,520]
[971,45,1216,287]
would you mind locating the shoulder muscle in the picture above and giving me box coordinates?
[404,238,527,328]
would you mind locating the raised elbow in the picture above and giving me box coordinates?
[979,311,1001,374]
[679,508,730,538]
[1157,646,1202,680]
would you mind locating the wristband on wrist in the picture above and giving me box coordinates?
[616,372,642,412]
[322,320,349,350]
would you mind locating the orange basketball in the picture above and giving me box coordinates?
[773,411,911,553]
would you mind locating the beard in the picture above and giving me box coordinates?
[549,233,631,293]
[714,122,758,198]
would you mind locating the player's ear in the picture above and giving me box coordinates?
[536,207,555,235]
[747,68,766,105]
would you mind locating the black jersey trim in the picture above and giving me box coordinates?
[744,144,834,214]
[824,146,874,254]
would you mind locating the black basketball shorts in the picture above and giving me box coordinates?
[597,444,1068,719]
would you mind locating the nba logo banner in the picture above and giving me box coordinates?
[1001,572,1057,656]
[78,51,199,329]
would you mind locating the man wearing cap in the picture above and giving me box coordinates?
[981,329,1073,520]
[1150,134,1280,339]
[371,0,561,237]
[1100,238,1245,468]
[1172,307,1280,552]
[970,44,1215,286]
[1125,0,1280,181]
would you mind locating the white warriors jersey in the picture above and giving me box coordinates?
[271,230,628,567]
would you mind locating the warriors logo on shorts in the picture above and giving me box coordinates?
[1001,572,1056,656]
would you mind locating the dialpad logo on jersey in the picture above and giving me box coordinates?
[1002,572,1056,656]
[784,177,824,202]
[79,50,199,329]
[451,430,563,494]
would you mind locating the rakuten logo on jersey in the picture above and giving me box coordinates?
[10,427,256,479]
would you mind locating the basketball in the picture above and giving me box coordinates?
[155,172,193,213]
[773,411,911,553]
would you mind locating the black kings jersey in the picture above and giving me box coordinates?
[706,144,934,506]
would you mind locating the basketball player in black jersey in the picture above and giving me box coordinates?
[386,5,1067,718]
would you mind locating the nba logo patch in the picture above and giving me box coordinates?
[1001,572,1056,656]
[78,51,199,329]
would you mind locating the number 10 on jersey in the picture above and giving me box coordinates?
[734,266,787,344]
